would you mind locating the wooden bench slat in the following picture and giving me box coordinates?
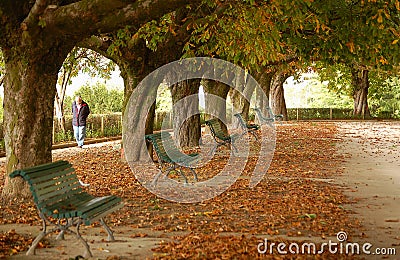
[85,202,125,225]
[36,187,83,210]
[34,178,80,199]
[9,161,71,179]
[80,196,122,223]
[28,168,76,185]
[9,160,124,257]
[32,170,77,190]
[42,193,94,214]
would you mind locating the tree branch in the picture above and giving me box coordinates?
[22,0,49,29]
[42,0,201,43]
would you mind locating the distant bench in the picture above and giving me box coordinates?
[145,131,200,184]
[205,118,240,154]
[234,113,260,141]
[9,160,124,258]
[254,107,283,126]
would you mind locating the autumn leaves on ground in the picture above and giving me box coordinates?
[0,122,361,259]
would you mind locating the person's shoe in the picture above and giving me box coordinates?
[77,145,83,148]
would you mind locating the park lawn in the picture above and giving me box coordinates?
[0,122,361,258]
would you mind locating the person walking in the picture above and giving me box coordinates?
[72,96,90,148]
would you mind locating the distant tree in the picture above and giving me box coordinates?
[72,82,123,114]
[56,48,115,132]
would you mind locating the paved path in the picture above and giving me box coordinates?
[336,121,400,259]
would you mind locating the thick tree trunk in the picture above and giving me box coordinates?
[169,79,201,148]
[2,51,63,199]
[229,72,256,133]
[120,62,154,162]
[254,71,274,108]
[254,71,274,123]
[269,71,289,120]
[202,80,230,134]
[351,67,371,118]
[229,73,247,117]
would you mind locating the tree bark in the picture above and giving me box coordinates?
[169,79,201,148]
[254,70,274,108]
[0,0,199,199]
[351,67,371,118]
[269,71,289,120]
[202,80,231,134]
[2,47,69,199]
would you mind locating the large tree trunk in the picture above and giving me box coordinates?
[229,71,256,132]
[119,57,155,162]
[2,49,67,199]
[351,67,371,118]
[254,70,274,108]
[202,80,231,134]
[269,71,289,120]
[169,79,201,148]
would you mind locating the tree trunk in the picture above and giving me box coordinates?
[253,71,274,123]
[202,80,230,134]
[229,73,247,117]
[269,71,289,120]
[169,79,201,148]
[2,50,65,199]
[120,61,155,162]
[254,70,274,108]
[54,92,66,133]
[351,67,371,118]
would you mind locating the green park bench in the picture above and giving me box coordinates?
[9,160,124,258]
[205,118,240,155]
[233,113,260,141]
[145,131,200,184]
[254,107,283,127]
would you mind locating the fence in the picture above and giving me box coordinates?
[0,108,397,150]
[52,113,123,143]
[287,108,354,120]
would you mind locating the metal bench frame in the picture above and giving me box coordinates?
[205,118,239,155]
[145,131,200,184]
[254,107,283,127]
[233,113,260,141]
[9,160,124,258]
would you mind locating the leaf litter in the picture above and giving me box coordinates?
[0,122,362,258]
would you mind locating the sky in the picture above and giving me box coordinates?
[66,68,124,96]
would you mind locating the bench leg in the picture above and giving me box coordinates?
[56,218,72,240]
[189,168,198,182]
[100,218,115,241]
[27,215,47,255]
[75,220,93,258]
[248,130,258,141]
[230,142,239,154]
[26,230,46,255]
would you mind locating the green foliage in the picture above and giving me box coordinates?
[290,0,400,70]
[155,83,172,112]
[53,130,74,143]
[65,82,124,114]
[285,73,353,109]
[369,76,400,118]
[59,48,115,87]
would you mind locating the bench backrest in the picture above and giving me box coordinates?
[9,160,84,213]
[254,107,283,123]
[145,132,185,164]
[254,108,274,123]
[233,113,248,130]
[205,119,230,141]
